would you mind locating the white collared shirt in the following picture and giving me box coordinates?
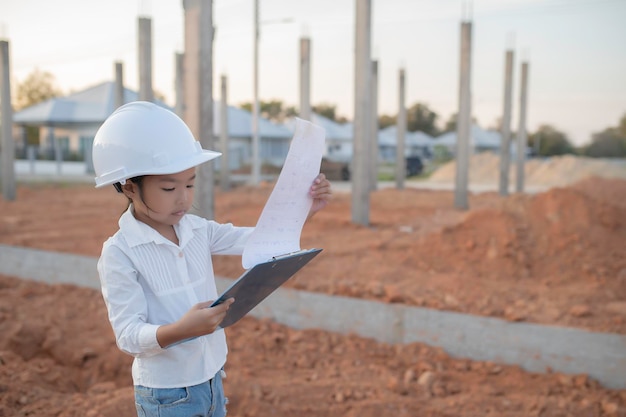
[97,208,253,388]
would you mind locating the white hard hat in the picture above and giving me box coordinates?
[92,101,221,188]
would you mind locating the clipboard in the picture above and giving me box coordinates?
[211,248,323,328]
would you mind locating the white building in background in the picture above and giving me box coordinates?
[12,81,293,172]
[378,125,435,162]
[14,82,527,176]
[284,113,354,163]
[12,81,157,165]
[433,124,507,155]
[211,104,292,169]
[285,116,439,165]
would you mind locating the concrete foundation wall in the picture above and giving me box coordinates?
[1,244,624,389]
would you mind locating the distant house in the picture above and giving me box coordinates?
[13,81,294,171]
[434,125,505,155]
[287,117,440,165]
[213,104,292,169]
[12,82,170,167]
[284,113,353,163]
[377,126,434,162]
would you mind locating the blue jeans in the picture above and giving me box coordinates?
[134,371,227,417]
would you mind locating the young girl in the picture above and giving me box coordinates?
[92,101,332,417]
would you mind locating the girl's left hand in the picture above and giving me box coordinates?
[308,173,332,217]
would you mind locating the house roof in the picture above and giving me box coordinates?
[434,124,502,147]
[214,105,292,139]
[14,81,294,139]
[378,125,434,146]
[284,113,353,141]
[13,81,170,126]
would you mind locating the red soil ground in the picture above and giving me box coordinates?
[1,176,625,416]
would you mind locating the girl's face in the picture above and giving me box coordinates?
[123,167,196,234]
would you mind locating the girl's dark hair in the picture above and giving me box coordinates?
[114,176,149,214]
[113,176,144,194]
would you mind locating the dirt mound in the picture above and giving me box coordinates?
[0,275,134,417]
[527,186,625,283]
[415,184,626,284]
[570,176,626,208]
[282,180,626,332]
[429,153,626,187]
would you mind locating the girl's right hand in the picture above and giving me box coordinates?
[156,298,235,348]
[181,299,235,335]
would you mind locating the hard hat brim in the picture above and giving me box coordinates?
[94,149,221,188]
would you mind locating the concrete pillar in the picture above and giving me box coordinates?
[351,0,372,226]
[0,40,15,201]
[299,37,312,122]
[27,142,36,175]
[84,141,94,174]
[138,17,154,102]
[369,60,379,191]
[175,52,185,118]
[499,48,514,196]
[20,127,27,157]
[51,128,62,175]
[396,68,406,190]
[183,1,200,139]
[251,0,261,185]
[516,61,529,193]
[184,0,216,219]
[454,20,472,210]
[114,61,124,109]
[220,74,230,191]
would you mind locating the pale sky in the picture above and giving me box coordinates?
[1,0,625,145]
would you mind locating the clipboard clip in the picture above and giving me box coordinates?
[271,249,317,261]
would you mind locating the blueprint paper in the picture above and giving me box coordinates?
[242,118,326,269]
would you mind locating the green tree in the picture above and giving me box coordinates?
[15,68,63,110]
[239,102,252,112]
[284,105,298,119]
[378,114,395,129]
[441,112,478,134]
[529,124,575,156]
[239,99,282,121]
[618,113,626,137]
[312,103,347,123]
[14,69,63,146]
[378,102,440,134]
[239,100,298,123]
[406,102,439,136]
[260,99,284,121]
[442,113,457,133]
[441,113,459,133]
[584,128,626,157]
[582,113,626,157]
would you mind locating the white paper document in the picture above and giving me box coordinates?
[241,118,326,269]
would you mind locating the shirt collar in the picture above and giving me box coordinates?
[118,206,201,248]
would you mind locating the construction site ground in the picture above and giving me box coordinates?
[1,158,625,416]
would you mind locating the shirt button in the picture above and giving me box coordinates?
[178,252,184,258]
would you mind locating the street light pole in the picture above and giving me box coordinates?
[251,0,261,185]
[250,1,292,186]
